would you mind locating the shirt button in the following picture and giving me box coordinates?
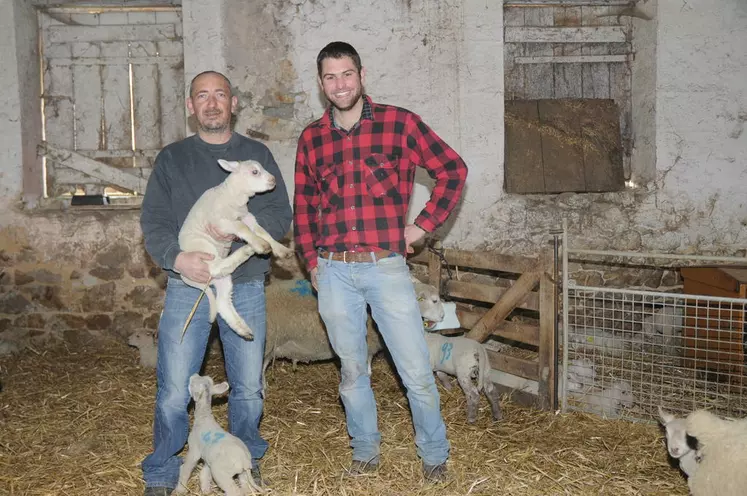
[350,205,355,209]
[349,184,354,188]
[347,160,353,165]
[347,136,352,141]
[352,226,357,231]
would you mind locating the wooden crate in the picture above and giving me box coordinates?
[681,267,747,374]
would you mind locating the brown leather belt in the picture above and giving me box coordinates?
[318,249,395,263]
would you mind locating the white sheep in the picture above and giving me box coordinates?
[178,159,293,340]
[563,358,596,392]
[423,331,502,423]
[568,380,635,418]
[127,330,157,368]
[686,409,747,496]
[657,406,700,477]
[642,306,684,355]
[176,374,263,496]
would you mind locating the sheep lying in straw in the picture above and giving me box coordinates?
[127,330,157,368]
[178,159,293,340]
[657,406,700,477]
[567,380,635,418]
[176,374,264,496]
[685,409,747,496]
[424,331,503,423]
[262,260,444,379]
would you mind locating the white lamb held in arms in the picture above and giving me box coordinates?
[657,406,700,477]
[179,159,293,340]
[685,409,747,496]
[176,374,264,496]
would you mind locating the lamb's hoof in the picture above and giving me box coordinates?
[254,240,272,255]
[235,327,255,341]
[492,413,503,422]
[467,416,478,424]
[274,245,294,259]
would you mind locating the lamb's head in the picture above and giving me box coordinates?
[411,276,445,328]
[658,406,692,458]
[188,374,230,406]
[217,159,276,198]
[127,330,155,349]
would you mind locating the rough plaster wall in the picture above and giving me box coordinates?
[630,1,657,186]
[652,0,747,252]
[0,0,24,200]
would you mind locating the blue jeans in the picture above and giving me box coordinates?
[316,253,449,466]
[141,277,268,489]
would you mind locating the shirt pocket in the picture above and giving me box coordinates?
[318,164,342,209]
[363,153,400,198]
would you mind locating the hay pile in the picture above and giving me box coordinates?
[0,339,689,495]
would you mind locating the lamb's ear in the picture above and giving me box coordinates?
[217,159,239,173]
[658,406,674,425]
[212,381,230,396]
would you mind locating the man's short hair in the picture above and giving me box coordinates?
[189,71,233,98]
[316,42,362,77]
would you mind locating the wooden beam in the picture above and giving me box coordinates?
[446,280,540,311]
[537,271,557,411]
[457,307,540,347]
[466,269,542,342]
[505,0,630,5]
[505,26,627,43]
[49,56,183,67]
[54,166,151,187]
[428,242,443,292]
[40,142,149,194]
[487,350,538,381]
[410,248,537,275]
[514,55,629,64]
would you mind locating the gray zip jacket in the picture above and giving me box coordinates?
[141,132,293,283]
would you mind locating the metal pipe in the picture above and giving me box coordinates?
[561,218,569,413]
[567,248,747,264]
[550,228,563,411]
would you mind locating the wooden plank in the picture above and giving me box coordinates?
[538,100,586,192]
[580,99,624,191]
[457,306,541,346]
[505,100,545,193]
[466,270,542,342]
[684,279,742,299]
[54,166,151,186]
[523,8,554,99]
[446,280,540,311]
[553,7,583,99]
[73,64,103,151]
[609,37,632,178]
[505,0,632,5]
[487,350,538,381]
[538,270,556,410]
[515,54,627,64]
[159,63,186,146]
[504,7,525,100]
[681,267,741,293]
[40,143,149,194]
[581,5,611,98]
[505,26,627,43]
[48,56,182,67]
[102,64,132,157]
[133,64,161,151]
[46,24,176,43]
[409,248,538,275]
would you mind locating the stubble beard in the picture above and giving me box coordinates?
[329,88,363,113]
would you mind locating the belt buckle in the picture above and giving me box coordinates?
[343,251,348,263]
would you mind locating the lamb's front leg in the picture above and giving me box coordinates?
[214,219,271,255]
[209,244,256,278]
[176,447,201,493]
[241,213,293,258]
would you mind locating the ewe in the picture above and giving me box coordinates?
[176,374,263,496]
[178,159,292,340]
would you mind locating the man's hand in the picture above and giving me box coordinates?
[205,223,237,243]
[174,251,214,283]
[404,224,427,254]
[310,267,318,291]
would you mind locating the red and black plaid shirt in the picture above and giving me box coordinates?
[293,95,468,270]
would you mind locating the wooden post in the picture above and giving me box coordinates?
[465,268,541,343]
[427,240,443,291]
[537,269,556,410]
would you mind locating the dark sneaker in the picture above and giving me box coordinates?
[144,487,173,496]
[423,462,448,483]
[348,456,380,475]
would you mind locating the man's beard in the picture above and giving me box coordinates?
[198,112,230,133]
[329,87,363,112]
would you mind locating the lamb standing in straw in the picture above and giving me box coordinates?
[178,159,293,339]
[176,374,264,495]
[685,409,747,496]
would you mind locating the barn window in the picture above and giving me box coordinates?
[37,5,185,208]
[503,0,632,194]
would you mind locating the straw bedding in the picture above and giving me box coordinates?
[0,338,689,495]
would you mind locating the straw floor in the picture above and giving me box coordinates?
[1,339,690,495]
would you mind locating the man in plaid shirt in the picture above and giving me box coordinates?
[293,41,468,483]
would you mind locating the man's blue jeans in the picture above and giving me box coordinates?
[141,277,268,489]
[316,253,450,466]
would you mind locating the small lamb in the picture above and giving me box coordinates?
[178,159,293,340]
[424,332,502,423]
[563,358,596,392]
[658,406,700,477]
[568,380,635,418]
[127,330,157,368]
[176,374,263,496]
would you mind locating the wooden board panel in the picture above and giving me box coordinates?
[581,5,611,98]
[684,279,742,299]
[487,350,538,381]
[505,26,627,43]
[504,7,525,100]
[446,280,540,311]
[579,99,623,191]
[681,267,742,293]
[410,248,538,275]
[73,64,103,151]
[505,100,544,193]
[46,24,176,43]
[538,99,586,192]
[159,63,186,145]
[553,7,583,99]
[102,64,132,159]
[44,63,74,150]
[133,64,161,151]
[456,306,541,347]
[523,8,554,99]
